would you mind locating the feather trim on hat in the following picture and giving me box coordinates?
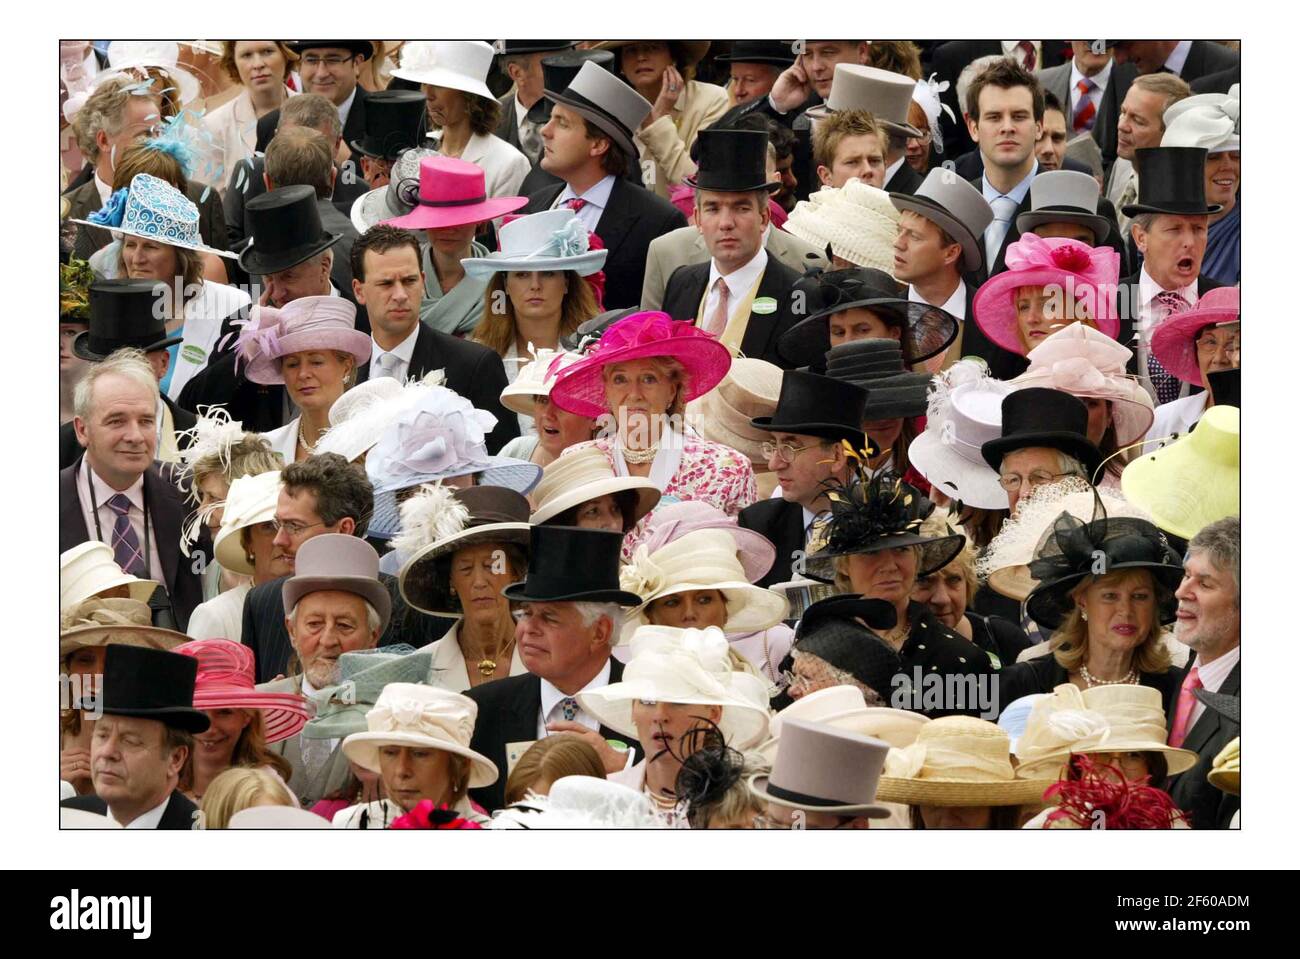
[389,483,471,556]
[60,259,95,321]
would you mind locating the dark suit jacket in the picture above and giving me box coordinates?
[66,176,229,260]
[355,323,519,454]
[525,177,688,310]
[737,498,805,589]
[1115,272,1226,377]
[662,256,803,368]
[885,159,924,196]
[1165,659,1240,829]
[996,650,1180,716]
[176,349,288,433]
[1191,64,1241,95]
[316,198,360,305]
[59,395,197,471]
[239,570,451,683]
[61,790,198,829]
[59,457,204,631]
[255,87,370,155]
[464,659,641,812]
[223,155,370,260]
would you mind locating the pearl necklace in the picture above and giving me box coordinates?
[621,445,659,465]
[298,422,319,455]
[1079,664,1139,688]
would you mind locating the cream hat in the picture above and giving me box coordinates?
[685,357,783,471]
[875,716,1055,807]
[1208,736,1240,796]
[499,347,586,417]
[619,529,789,640]
[60,542,158,611]
[342,683,499,787]
[529,445,661,526]
[786,179,901,273]
[578,625,772,749]
[1014,683,1199,779]
[212,470,282,576]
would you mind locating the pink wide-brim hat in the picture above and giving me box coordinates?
[175,639,312,744]
[972,233,1121,356]
[381,155,528,231]
[550,311,733,419]
[1150,286,1240,386]
[235,296,372,385]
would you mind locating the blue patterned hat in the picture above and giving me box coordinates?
[70,173,236,259]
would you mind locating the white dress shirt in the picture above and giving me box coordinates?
[1001,41,1042,70]
[117,794,172,829]
[1135,267,1199,400]
[337,86,358,132]
[538,660,612,738]
[908,278,967,319]
[1069,58,1112,118]
[370,322,421,382]
[702,247,769,330]
[1164,40,1194,77]
[76,458,165,586]
[1186,645,1240,732]
[94,172,113,206]
[981,160,1037,268]
[554,174,617,233]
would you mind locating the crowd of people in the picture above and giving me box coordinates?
[57,38,1240,830]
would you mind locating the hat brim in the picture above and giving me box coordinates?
[1015,209,1112,244]
[592,40,710,68]
[804,104,922,140]
[461,249,608,280]
[1150,311,1240,388]
[214,505,277,575]
[549,335,734,419]
[73,329,184,362]
[281,575,393,635]
[242,328,375,385]
[874,773,1054,807]
[683,174,783,194]
[980,429,1104,480]
[100,704,211,734]
[809,530,967,579]
[191,690,311,744]
[501,581,642,606]
[237,231,342,277]
[342,730,499,787]
[1121,201,1222,217]
[367,462,544,539]
[397,523,533,617]
[781,300,959,368]
[909,430,1009,510]
[350,185,405,234]
[59,624,188,659]
[889,192,983,272]
[621,579,789,640]
[1016,742,1199,780]
[531,475,662,527]
[747,773,893,818]
[579,679,771,749]
[542,88,638,160]
[1024,561,1186,630]
[389,65,494,101]
[748,416,866,451]
[1120,435,1239,541]
[714,52,795,66]
[972,271,1120,357]
[287,41,374,60]
[382,194,529,231]
[67,217,238,260]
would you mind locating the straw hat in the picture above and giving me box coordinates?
[1010,323,1155,447]
[70,174,235,259]
[461,209,608,279]
[620,529,790,639]
[342,683,499,787]
[875,716,1055,806]
[175,639,311,744]
[996,693,1050,752]
[500,347,587,416]
[1014,683,1198,778]
[1121,405,1239,540]
[757,686,930,764]
[529,445,661,526]
[635,500,776,583]
[784,179,902,273]
[59,597,189,660]
[212,470,281,576]
[1149,287,1240,387]
[578,625,772,749]
[748,718,892,817]
[390,40,496,100]
[685,357,783,471]
[235,297,371,386]
[60,542,157,611]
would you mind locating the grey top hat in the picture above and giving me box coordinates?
[544,60,652,160]
[1015,170,1112,243]
[748,718,892,817]
[281,534,393,635]
[891,168,994,273]
[301,645,432,740]
[805,64,923,138]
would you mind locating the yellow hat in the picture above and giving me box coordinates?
[1208,737,1240,795]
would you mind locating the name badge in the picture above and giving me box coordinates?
[181,345,207,365]
[752,297,778,315]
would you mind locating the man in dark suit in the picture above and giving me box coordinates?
[738,371,867,588]
[465,526,644,812]
[1165,516,1240,829]
[60,305,204,630]
[1037,42,1119,139]
[493,41,575,166]
[525,61,685,309]
[253,41,373,156]
[661,129,803,368]
[349,225,518,454]
[61,646,208,829]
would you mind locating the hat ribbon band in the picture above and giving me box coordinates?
[764,782,858,809]
[369,698,475,744]
[395,176,488,210]
[419,193,488,208]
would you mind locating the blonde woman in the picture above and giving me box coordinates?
[199,767,298,829]
[503,735,607,806]
[204,41,298,193]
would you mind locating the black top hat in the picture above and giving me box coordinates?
[349,90,429,160]
[823,339,933,421]
[528,50,617,125]
[779,269,958,370]
[496,40,576,57]
[502,525,642,605]
[1123,147,1223,218]
[750,369,868,449]
[286,40,374,60]
[96,644,210,734]
[1024,512,1184,629]
[237,185,342,276]
[980,387,1104,478]
[714,40,797,66]
[684,128,781,193]
[73,280,181,361]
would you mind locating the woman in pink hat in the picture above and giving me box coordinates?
[550,310,756,559]
[174,638,311,803]
[235,295,372,462]
[381,154,528,336]
[972,232,1121,358]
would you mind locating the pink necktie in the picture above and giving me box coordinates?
[1018,41,1038,72]
[565,198,587,213]
[705,277,729,336]
[1168,666,1203,748]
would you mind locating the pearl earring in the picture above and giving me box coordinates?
[1080,609,1089,621]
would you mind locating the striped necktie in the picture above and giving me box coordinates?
[1149,291,1191,405]
[107,493,145,576]
[1073,77,1097,132]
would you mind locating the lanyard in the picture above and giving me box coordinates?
[84,459,152,580]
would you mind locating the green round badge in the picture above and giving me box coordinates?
[751,297,778,316]
[181,345,207,365]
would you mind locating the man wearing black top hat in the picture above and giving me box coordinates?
[524,61,686,310]
[981,388,1103,515]
[61,645,209,828]
[738,371,869,589]
[179,186,342,433]
[464,525,643,812]
[1117,147,1225,406]
[494,41,576,165]
[661,128,803,368]
[348,89,429,188]
[253,42,374,158]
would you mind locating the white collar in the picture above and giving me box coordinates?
[1001,41,1037,56]
[908,278,966,319]
[1191,644,1239,695]
[1164,40,1194,77]
[540,659,613,722]
[84,456,145,510]
[884,154,907,185]
[371,321,420,366]
[1070,57,1113,90]
[558,174,617,210]
[707,246,768,298]
[337,85,359,129]
[1139,265,1198,308]
[514,94,531,128]
[94,172,113,206]
[117,793,172,829]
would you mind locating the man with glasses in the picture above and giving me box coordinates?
[253,41,374,164]
[240,453,446,682]
[739,371,869,588]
